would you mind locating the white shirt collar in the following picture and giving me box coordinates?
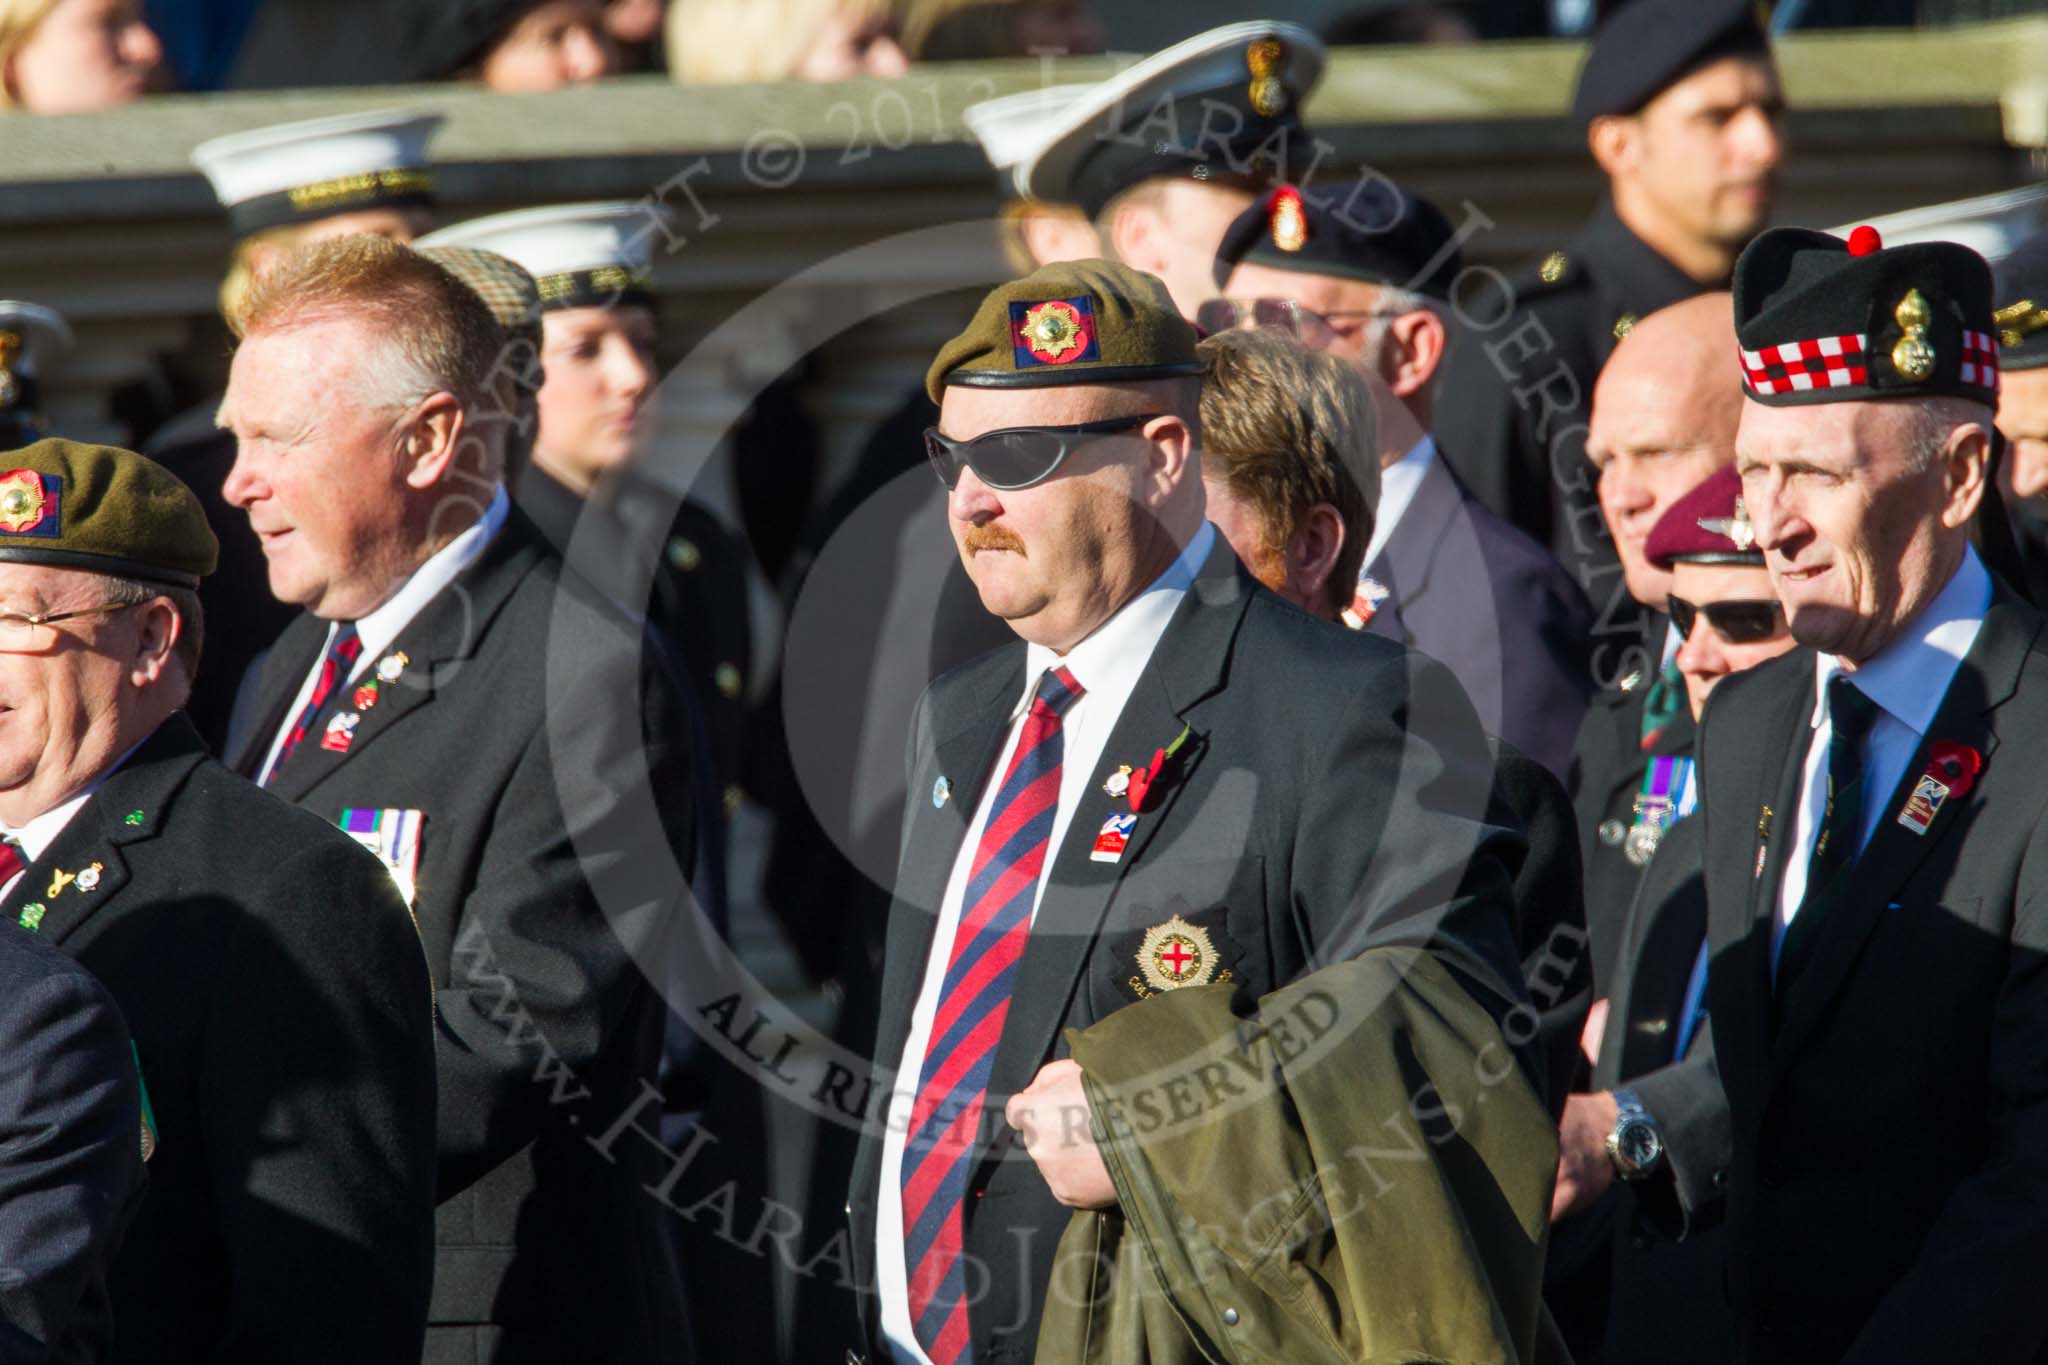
[1811,544,1992,734]
[1361,434,1435,567]
[3,728,156,862]
[1018,522,1214,714]
[346,485,508,678]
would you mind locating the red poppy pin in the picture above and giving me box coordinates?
[1123,724,1192,814]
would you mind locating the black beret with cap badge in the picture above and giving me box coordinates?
[0,438,217,589]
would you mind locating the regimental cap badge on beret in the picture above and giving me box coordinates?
[0,439,216,587]
[1647,465,1762,567]
[1268,185,1308,252]
[1733,224,1999,407]
[1013,298,1098,367]
[927,259,1201,402]
[1213,180,1461,300]
[1698,496,1756,552]
[0,469,55,536]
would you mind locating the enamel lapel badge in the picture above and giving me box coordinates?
[1896,742,1982,836]
[1090,813,1138,864]
[321,711,360,753]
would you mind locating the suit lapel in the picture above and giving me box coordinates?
[871,647,1024,1085]
[1709,661,1813,1090]
[263,515,544,804]
[983,544,1249,1107]
[3,717,207,945]
[1363,454,1462,645]
[1771,599,2037,1064]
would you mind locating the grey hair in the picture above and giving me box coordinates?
[100,577,203,698]
[1360,283,1446,391]
[1899,396,1994,475]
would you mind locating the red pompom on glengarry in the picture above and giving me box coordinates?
[1847,225,1883,257]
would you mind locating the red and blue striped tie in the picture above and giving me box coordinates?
[901,665,1084,1364]
[266,623,361,785]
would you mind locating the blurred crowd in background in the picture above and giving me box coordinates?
[0,0,2036,115]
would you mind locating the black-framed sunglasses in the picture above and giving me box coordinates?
[923,414,1162,492]
[1668,594,1787,645]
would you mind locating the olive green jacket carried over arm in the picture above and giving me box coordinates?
[1035,950,1560,1365]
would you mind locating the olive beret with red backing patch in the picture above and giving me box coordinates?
[926,259,1201,403]
[0,438,217,589]
[1733,224,2000,407]
[1646,465,1760,568]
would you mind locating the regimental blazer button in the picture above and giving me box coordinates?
[1598,818,1627,847]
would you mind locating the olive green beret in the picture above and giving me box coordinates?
[926,259,1203,403]
[0,438,217,589]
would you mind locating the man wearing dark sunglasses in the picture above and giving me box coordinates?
[1551,464,1792,1365]
[849,259,1546,1365]
[1207,179,1595,782]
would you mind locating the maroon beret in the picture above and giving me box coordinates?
[1646,465,1760,568]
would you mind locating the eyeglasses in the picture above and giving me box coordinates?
[924,414,1162,492]
[1193,297,1407,349]
[1667,594,1786,646]
[0,602,138,655]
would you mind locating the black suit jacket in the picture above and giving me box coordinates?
[2,716,437,1362]
[1591,816,1736,1365]
[1489,738,1593,1124]
[1568,676,1696,997]
[0,922,142,1365]
[1650,588,2048,1363]
[848,538,1538,1362]
[228,511,697,1362]
[1366,450,1595,779]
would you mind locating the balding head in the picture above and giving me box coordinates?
[1587,292,1743,608]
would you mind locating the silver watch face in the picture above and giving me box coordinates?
[1616,1118,1663,1174]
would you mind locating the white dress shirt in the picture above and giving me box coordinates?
[1360,434,1435,569]
[1774,547,1991,958]
[255,486,508,785]
[875,521,1214,1363]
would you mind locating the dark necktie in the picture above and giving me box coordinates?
[266,624,362,785]
[901,665,1084,1365]
[1777,676,1882,998]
